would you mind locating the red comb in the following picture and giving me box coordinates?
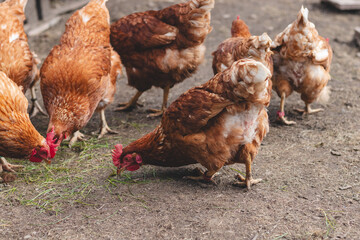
[237,16,240,20]
[112,144,123,167]
[46,126,59,159]
[325,38,329,43]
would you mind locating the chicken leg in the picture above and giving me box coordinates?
[277,92,296,125]
[147,85,170,118]
[29,85,47,118]
[295,103,324,115]
[98,109,118,139]
[115,91,143,112]
[233,154,262,190]
[0,157,23,183]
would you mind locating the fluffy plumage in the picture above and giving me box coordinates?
[0,71,57,182]
[40,0,118,145]
[271,6,332,125]
[0,0,45,117]
[110,0,214,117]
[113,59,272,189]
[212,16,273,75]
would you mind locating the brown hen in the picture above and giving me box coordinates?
[110,0,214,117]
[112,59,272,189]
[0,71,58,182]
[41,0,121,146]
[212,16,273,75]
[0,0,45,117]
[272,6,332,125]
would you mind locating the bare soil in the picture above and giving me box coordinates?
[1,0,360,239]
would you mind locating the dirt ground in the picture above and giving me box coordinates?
[0,0,360,239]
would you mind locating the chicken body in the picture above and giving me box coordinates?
[212,16,273,75]
[0,0,45,117]
[272,7,332,125]
[110,0,214,117]
[41,0,120,145]
[0,71,57,182]
[113,59,272,189]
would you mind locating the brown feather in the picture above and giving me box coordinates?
[110,0,214,93]
[40,0,112,138]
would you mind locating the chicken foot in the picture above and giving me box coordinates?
[295,103,324,115]
[277,92,296,125]
[0,157,23,183]
[115,91,143,112]
[233,155,262,190]
[147,85,170,118]
[0,157,23,173]
[183,167,217,184]
[97,109,118,139]
[29,85,47,118]
[69,131,86,147]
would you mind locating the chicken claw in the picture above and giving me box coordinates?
[69,131,85,147]
[295,103,324,115]
[147,85,170,118]
[0,157,23,173]
[278,115,296,125]
[97,110,118,139]
[183,168,217,184]
[233,155,262,189]
[233,174,262,189]
[115,102,139,112]
[146,108,164,118]
[0,157,23,183]
[115,91,143,112]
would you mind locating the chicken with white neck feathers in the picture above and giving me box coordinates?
[112,59,272,190]
[272,6,332,125]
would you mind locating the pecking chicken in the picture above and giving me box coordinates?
[112,59,272,189]
[110,0,214,117]
[212,16,273,75]
[40,0,121,146]
[271,6,332,125]
[0,71,58,182]
[0,0,46,117]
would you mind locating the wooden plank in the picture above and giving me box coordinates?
[355,27,360,47]
[321,0,360,10]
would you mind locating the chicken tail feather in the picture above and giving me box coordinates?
[316,85,330,104]
[189,0,215,11]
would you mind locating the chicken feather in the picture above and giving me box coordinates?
[113,59,272,189]
[110,0,214,116]
[272,6,332,125]
[41,0,120,145]
[0,0,45,117]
